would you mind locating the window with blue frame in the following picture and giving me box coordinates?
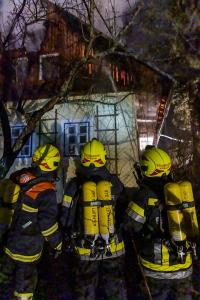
[11,126,32,157]
[64,122,90,156]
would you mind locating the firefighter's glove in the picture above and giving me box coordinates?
[63,233,76,253]
[49,247,62,260]
[142,224,156,241]
[64,232,71,243]
[54,250,62,259]
[63,229,79,252]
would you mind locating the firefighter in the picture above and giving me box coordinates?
[0,144,62,300]
[60,138,128,300]
[124,146,197,300]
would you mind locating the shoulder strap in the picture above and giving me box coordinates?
[25,181,55,200]
[65,184,80,229]
[20,176,54,192]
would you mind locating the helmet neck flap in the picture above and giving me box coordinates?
[76,165,110,182]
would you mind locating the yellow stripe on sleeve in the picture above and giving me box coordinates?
[41,223,58,237]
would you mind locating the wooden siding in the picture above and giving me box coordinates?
[4,4,134,100]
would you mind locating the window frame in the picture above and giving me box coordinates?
[14,56,28,84]
[139,135,154,151]
[64,121,90,157]
[39,53,60,81]
[11,125,32,158]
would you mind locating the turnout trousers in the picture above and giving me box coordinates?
[0,254,37,300]
[69,254,127,300]
[146,276,193,300]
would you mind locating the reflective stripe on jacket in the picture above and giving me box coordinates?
[140,254,192,279]
[5,169,62,262]
[61,167,127,260]
[76,240,125,261]
[126,182,193,278]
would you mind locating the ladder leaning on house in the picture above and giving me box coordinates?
[95,104,119,176]
[38,109,58,146]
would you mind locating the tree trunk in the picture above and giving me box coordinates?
[189,81,200,200]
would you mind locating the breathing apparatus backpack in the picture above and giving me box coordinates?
[82,180,114,257]
[0,179,21,235]
[164,180,199,261]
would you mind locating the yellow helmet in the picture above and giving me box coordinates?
[140,147,171,178]
[81,139,106,167]
[32,144,61,172]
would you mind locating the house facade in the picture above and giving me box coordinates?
[0,1,170,194]
[2,92,138,196]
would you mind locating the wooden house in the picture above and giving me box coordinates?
[0,1,171,194]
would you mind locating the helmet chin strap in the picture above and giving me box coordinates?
[32,144,51,168]
[144,173,172,185]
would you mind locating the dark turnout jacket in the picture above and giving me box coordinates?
[126,179,192,279]
[61,166,127,260]
[4,168,62,263]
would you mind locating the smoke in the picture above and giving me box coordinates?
[1,0,11,22]
[0,0,139,49]
[0,1,13,39]
[92,0,138,34]
[0,0,46,51]
[1,0,12,18]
